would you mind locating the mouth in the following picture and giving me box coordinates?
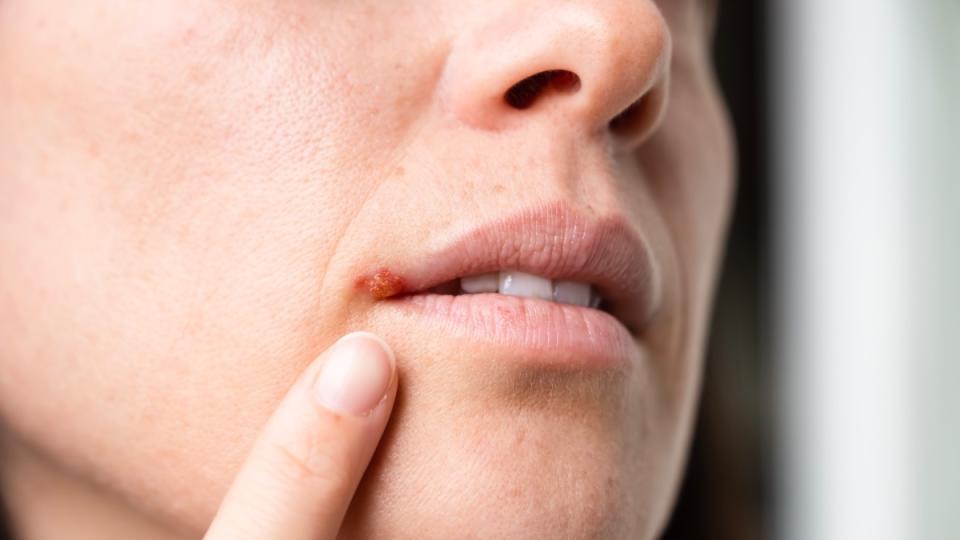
[358,202,660,367]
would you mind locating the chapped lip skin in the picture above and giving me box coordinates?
[359,201,661,368]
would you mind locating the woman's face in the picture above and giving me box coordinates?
[0,0,732,538]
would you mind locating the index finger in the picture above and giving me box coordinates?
[204,332,397,540]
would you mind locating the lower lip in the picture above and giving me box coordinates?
[380,293,641,369]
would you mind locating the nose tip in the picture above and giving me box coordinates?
[439,1,671,149]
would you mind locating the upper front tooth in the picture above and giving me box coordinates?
[460,272,499,293]
[498,271,553,301]
[460,271,600,308]
[552,280,592,307]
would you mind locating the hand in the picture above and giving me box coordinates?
[204,331,398,540]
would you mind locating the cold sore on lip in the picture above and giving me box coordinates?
[358,267,409,300]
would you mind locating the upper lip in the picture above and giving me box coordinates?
[376,202,661,334]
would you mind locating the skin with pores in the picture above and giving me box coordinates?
[0,0,733,538]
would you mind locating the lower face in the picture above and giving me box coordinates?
[0,1,733,538]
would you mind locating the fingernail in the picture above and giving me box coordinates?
[314,332,395,416]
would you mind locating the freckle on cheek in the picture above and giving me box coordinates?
[356,268,408,299]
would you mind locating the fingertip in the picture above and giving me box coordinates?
[336,331,396,366]
[314,331,396,416]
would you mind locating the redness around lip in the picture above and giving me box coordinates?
[357,267,408,299]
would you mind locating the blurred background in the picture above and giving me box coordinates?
[664,0,959,538]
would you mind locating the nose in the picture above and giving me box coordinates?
[439,0,671,150]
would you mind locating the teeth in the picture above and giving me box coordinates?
[498,271,554,301]
[552,280,592,307]
[455,270,602,309]
[460,272,499,293]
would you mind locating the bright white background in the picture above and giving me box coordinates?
[773,1,959,538]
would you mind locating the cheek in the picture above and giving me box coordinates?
[0,0,450,527]
[648,45,736,253]
[626,49,736,519]
[0,1,387,527]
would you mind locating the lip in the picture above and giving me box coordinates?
[363,202,660,367]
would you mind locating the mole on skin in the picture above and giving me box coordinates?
[357,268,408,300]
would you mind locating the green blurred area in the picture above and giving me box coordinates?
[917,1,960,537]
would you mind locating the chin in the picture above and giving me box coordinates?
[331,342,675,540]
[339,416,657,539]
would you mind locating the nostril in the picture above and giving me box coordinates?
[504,70,581,110]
